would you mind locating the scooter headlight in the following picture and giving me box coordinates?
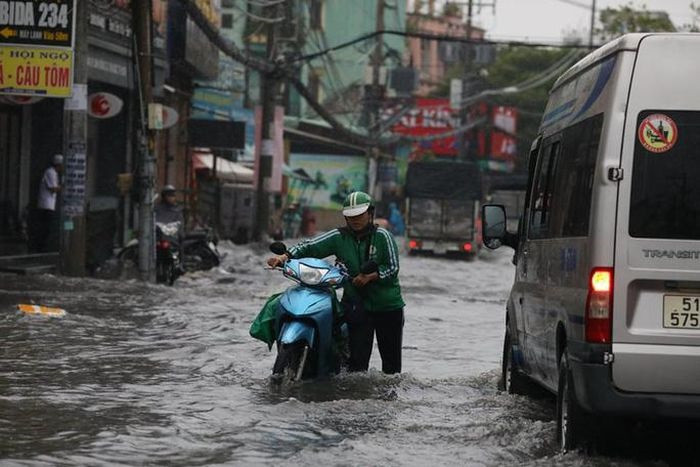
[298,263,329,285]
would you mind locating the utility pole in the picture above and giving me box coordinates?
[368,0,385,198]
[457,0,495,163]
[458,0,474,162]
[61,0,87,276]
[254,2,281,240]
[133,0,156,281]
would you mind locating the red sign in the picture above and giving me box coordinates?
[384,98,460,156]
[384,100,518,165]
[491,106,518,161]
[88,93,123,119]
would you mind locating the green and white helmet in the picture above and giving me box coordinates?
[342,191,373,217]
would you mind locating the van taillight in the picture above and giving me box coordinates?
[586,267,613,343]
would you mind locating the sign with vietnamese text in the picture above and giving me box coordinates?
[63,147,86,216]
[0,0,75,47]
[0,45,72,96]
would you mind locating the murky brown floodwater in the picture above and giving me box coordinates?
[1,245,697,466]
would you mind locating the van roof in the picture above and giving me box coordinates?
[552,33,698,91]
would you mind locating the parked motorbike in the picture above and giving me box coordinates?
[182,228,222,272]
[261,242,378,384]
[117,221,183,285]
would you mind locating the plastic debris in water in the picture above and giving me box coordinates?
[17,304,66,318]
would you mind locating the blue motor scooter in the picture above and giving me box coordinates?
[266,242,378,383]
[267,242,349,383]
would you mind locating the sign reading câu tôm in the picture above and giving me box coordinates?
[0,0,75,47]
[0,45,73,97]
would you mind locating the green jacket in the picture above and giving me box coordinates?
[288,226,405,312]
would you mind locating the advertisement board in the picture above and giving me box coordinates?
[384,98,459,156]
[0,44,72,96]
[0,0,76,47]
[288,154,367,209]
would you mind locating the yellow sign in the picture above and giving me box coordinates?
[0,45,73,97]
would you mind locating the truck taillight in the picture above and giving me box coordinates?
[462,242,473,252]
[586,267,613,343]
[408,239,421,249]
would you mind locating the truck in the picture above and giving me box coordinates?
[404,161,481,258]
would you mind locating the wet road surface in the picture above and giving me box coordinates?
[1,244,697,466]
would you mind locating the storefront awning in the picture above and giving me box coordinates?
[193,153,254,183]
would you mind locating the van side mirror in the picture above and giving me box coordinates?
[482,205,507,250]
[269,242,288,255]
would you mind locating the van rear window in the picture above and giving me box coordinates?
[630,111,700,239]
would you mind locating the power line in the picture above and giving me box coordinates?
[293,29,598,63]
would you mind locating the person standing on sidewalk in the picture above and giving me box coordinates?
[267,191,405,374]
[35,154,63,252]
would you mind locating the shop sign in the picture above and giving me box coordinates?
[88,92,123,119]
[383,98,460,156]
[0,0,75,48]
[161,105,178,129]
[0,44,73,97]
[148,104,178,130]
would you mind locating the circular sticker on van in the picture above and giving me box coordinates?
[638,114,678,153]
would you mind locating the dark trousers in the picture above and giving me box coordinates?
[347,306,404,374]
[33,209,57,253]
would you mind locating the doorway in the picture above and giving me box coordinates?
[0,104,23,253]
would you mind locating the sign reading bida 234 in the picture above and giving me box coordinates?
[0,1,75,97]
[0,1,75,47]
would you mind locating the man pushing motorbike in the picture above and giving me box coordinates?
[267,191,405,374]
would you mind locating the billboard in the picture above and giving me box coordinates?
[0,0,76,47]
[0,45,72,97]
[383,98,459,156]
[288,154,367,209]
[384,99,518,172]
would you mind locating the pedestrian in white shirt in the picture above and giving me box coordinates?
[35,154,63,252]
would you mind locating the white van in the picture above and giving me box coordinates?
[482,33,700,451]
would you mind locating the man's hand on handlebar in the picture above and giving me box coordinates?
[352,272,378,287]
[266,254,289,268]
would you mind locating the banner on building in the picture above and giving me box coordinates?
[0,45,73,97]
[383,98,459,156]
[0,0,76,48]
[287,154,367,210]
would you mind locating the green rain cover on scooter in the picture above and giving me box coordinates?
[250,293,281,350]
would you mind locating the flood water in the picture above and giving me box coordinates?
[0,244,696,466]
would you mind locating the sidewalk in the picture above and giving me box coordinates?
[0,252,58,275]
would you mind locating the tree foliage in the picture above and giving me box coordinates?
[597,4,676,41]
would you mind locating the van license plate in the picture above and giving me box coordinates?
[663,295,700,329]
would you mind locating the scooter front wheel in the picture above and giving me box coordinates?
[271,342,310,384]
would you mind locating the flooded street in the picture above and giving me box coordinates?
[0,244,691,466]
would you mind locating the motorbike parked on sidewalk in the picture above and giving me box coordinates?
[181,228,222,273]
[252,242,377,384]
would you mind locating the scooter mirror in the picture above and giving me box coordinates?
[360,260,378,274]
[269,242,288,255]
